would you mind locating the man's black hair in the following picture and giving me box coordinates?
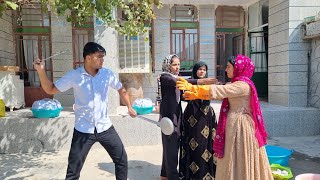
[227,56,236,66]
[83,42,106,59]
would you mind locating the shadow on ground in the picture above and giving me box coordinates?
[289,152,320,177]
[0,151,63,180]
[98,160,161,180]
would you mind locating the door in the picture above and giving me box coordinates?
[249,30,268,97]
[216,33,244,83]
[232,34,244,55]
[14,3,53,107]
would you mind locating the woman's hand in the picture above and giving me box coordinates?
[177,77,212,100]
[182,91,198,100]
[176,77,194,91]
[198,78,218,85]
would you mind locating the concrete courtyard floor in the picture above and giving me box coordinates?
[1,136,320,180]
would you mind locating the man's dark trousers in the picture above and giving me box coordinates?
[65,126,127,180]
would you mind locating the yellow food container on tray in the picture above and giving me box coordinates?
[0,99,5,117]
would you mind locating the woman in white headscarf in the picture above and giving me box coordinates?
[159,54,184,180]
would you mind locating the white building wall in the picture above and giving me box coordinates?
[144,2,247,100]
[288,1,320,107]
[95,19,121,114]
[50,12,74,107]
[199,5,216,77]
[268,0,290,106]
[50,13,120,114]
[161,0,257,6]
[142,4,219,100]
[142,4,171,101]
[268,0,320,107]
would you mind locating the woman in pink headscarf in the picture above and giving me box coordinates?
[176,55,273,180]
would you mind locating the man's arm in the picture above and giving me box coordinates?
[34,59,60,95]
[118,87,137,117]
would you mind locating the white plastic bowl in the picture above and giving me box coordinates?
[295,173,320,180]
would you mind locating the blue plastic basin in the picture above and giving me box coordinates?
[265,145,293,166]
[132,106,153,115]
[32,108,63,118]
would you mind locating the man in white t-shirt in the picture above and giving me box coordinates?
[34,42,137,180]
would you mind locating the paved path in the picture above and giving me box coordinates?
[1,137,320,180]
[268,136,320,176]
[1,144,163,180]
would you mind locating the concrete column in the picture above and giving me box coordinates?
[268,0,320,107]
[50,11,74,106]
[199,5,216,77]
[94,18,120,114]
[0,10,15,66]
[140,5,171,102]
[153,4,171,74]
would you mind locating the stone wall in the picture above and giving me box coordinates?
[0,10,15,66]
[309,39,320,108]
[306,20,320,109]
[0,108,162,153]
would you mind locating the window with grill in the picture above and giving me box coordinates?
[118,29,151,73]
[72,18,94,69]
[170,5,199,76]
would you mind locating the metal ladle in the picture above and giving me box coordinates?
[137,116,174,135]
[123,114,174,135]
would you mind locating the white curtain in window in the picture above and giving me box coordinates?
[22,36,39,86]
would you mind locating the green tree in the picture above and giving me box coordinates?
[0,0,162,36]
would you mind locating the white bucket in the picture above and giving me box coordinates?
[295,174,320,180]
